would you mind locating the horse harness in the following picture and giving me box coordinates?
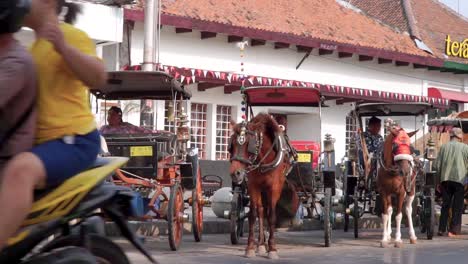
[377,129,419,194]
[229,123,296,174]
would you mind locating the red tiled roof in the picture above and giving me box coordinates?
[350,0,409,33]
[350,0,468,64]
[412,0,468,64]
[125,0,443,66]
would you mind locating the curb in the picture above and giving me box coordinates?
[105,217,388,237]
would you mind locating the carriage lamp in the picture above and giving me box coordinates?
[347,140,358,162]
[426,138,437,161]
[177,107,190,159]
[323,134,335,153]
[177,107,190,141]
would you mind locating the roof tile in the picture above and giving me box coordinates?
[128,0,430,57]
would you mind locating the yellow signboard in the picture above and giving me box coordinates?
[445,35,468,59]
[130,146,153,157]
[297,153,312,163]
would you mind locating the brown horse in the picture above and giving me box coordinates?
[229,113,293,259]
[377,121,420,248]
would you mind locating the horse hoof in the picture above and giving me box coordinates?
[257,245,267,255]
[395,241,403,248]
[380,241,390,248]
[268,251,279,260]
[244,250,256,258]
[410,238,417,244]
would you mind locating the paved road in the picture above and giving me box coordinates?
[118,227,468,264]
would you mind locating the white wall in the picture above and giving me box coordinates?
[125,23,466,160]
[130,23,465,95]
[74,2,123,43]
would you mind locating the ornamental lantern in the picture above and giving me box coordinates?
[177,107,190,159]
[426,138,437,161]
[323,134,335,153]
[348,140,358,162]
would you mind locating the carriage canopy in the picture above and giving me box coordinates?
[90,71,191,100]
[355,103,435,117]
[244,86,322,107]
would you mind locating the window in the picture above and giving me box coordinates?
[216,105,233,160]
[345,113,357,153]
[190,103,208,159]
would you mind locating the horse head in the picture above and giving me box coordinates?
[228,113,281,185]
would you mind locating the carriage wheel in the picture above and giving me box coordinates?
[168,182,184,251]
[425,188,435,240]
[343,176,349,233]
[419,195,427,234]
[343,196,349,233]
[230,187,245,245]
[192,167,204,242]
[353,188,359,239]
[324,188,332,247]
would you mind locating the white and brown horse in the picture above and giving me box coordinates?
[377,122,421,248]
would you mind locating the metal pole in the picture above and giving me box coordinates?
[156,0,161,65]
[143,0,155,71]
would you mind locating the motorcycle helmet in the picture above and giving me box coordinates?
[0,0,31,34]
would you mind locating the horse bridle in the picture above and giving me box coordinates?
[229,125,262,167]
[229,123,286,173]
[377,148,420,193]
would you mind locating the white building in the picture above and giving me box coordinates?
[19,0,468,162]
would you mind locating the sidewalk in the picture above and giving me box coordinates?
[107,207,466,237]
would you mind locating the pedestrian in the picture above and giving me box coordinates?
[435,127,468,237]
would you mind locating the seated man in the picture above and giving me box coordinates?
[356,116,384,175]
[362,116,384,158]
[100,106,153,135]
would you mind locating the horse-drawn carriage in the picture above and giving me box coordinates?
[91,71,206,251]
[229,86,337,255]
[343,102,438,242]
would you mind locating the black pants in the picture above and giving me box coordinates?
[439,181,464,234]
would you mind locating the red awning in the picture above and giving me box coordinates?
[428,87,468,103]
[244,87,321,106]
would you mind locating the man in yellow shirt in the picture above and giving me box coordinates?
[0,0,107,249]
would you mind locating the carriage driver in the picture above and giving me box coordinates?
[357,116,384,168]
[99,106,154,135]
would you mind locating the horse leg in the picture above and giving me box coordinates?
[256,193,267,256]
[266,183,283,260]
[386,194,393,242]
[381,193,392,248]
[245,189,259,258]
[395,192,405,248]
[405,191,417,244]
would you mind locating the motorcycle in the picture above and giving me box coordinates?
[0,156,157,264]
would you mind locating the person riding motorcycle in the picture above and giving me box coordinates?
[0,0,37,172]
[0,0,106,249]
